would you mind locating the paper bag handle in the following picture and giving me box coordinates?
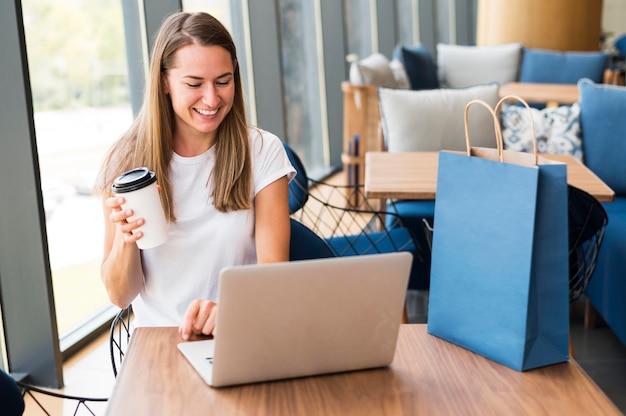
[464,95,539,165]
[494,95,538,165]
[464,99,504,162]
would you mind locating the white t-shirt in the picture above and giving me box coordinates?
[132,128,295,327]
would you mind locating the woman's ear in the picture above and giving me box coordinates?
[162,74,170,95]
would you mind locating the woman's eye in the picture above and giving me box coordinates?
[186,83,201,88]
[216,80,230,86]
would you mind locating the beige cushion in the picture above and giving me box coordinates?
[378,83,500,152]
[349,53,400,88]
[389,59,411,89]
[437,43,523,88]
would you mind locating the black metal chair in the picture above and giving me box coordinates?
[567,185,608,303]
[284,143,424,323]
[110,306,133,377]
[284,142,422,274]
[289,218,336,261]
[423,185,608,303]
[16,380,107,415]
[12,309,137,414]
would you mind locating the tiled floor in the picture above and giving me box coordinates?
[21,295,626,415]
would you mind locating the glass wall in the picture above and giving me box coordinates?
[278,0,325,176]
[396,0,420,46]
[343,0,374,60]
[21,0,132,339]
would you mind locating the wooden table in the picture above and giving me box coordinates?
[499,82,579,106]
[106,325,620,415]
[365,151,615,202]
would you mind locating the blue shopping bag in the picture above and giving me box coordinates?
[427,97,570,371]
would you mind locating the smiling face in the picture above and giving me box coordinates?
[163,42,235,154]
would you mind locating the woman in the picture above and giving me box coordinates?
[96,11,295,340]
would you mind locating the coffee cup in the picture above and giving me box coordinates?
[112,167,168,249]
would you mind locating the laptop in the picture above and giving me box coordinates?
[177,251,412,388]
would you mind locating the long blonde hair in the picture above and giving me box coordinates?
[96,12,251,220]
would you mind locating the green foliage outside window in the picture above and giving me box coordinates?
[22,0,129,111]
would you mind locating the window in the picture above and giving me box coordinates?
[21,0,132,340]
[343,0,374,59]
[396,0,420,45]
[278,0,326,176]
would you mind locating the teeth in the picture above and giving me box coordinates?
[196,108,217,116]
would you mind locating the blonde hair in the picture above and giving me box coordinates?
[96,12,251,220]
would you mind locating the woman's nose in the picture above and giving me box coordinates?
[202,85,220,107]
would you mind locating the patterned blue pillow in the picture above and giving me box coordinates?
[501,103,583,160]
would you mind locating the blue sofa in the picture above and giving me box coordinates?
[381,46,609,292]
[579,79,626,347]
[346,45,614,298]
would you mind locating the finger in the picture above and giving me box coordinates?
[180,300,202,341]
[122,229,143,244]
[106,196,126,210]
[200,304,218,336]
[109,207,134,226]
[118,217,144,235]
[192,302,213,334]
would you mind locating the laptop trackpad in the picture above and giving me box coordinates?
[177,339,215,385]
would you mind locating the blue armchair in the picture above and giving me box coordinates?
[289,218,335,261]
[283,142,425,290]
[579,79,626,347]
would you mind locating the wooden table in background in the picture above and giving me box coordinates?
[106,325,620,415]
[499,82,579,106]
[365,151,615,202]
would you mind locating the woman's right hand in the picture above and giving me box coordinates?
[179,299,219,340]
[105,196,145,244]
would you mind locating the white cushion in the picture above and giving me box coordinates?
[379,83,500,152]
[501,103,583,161]
[349,53,399,88]
[437,43,523,88]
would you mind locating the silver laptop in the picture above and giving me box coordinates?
[177,251,412,388]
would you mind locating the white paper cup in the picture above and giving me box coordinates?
[112,167,168,249]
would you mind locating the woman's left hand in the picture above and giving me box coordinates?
[179,299,218,340]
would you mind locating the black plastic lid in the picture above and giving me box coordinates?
[112,167,157,193]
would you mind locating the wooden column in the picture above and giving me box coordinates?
[476,0,603,51]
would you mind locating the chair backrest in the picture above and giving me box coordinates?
[290,218,335,261]
[520,48,609,84]
[567,185,608,302]
[283,142,309,214]
[17,380,107,414]
[110,307,133,377]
